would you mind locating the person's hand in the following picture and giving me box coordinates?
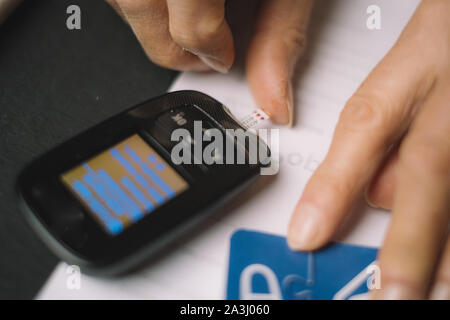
[106,0,313,125]
[288,0,450,299]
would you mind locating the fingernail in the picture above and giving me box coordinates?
[364,187,380,209]
[286,96,294,127]
[375,285,418,300]
[199,56,229,74]
[261,83,293,126]
[429,283,450,300]
[287,83,294,127]
[263,98,291,126]
[287,203,322,250]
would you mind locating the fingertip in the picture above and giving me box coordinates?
[193,30,235,74]
[167,0,234,74]
[287,202,326,251]
[198,55,230,74]
[364,186,382,209]
[245,30,296,126]
[246,59,293,125]
[365,171,395,210]
[262,97,292,126]
[245,0,313,127]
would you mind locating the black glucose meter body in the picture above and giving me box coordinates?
[18,91,269,275]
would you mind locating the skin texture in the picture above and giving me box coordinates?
[288,0,450,299]
[106,0,313,124]
[106,0,450,299]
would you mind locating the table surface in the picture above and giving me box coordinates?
[0,0,177,299]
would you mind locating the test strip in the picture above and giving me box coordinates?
[238,108,272,130]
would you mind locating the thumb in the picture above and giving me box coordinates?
[246,0,313,125]
[167,0,234,73]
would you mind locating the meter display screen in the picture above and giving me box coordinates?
[61,134,188,235]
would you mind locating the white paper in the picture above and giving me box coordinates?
[37,0,420,299]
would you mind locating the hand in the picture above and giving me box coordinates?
[288,0,450,299]
[106,0,313,125]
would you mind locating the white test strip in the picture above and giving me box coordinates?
[221,104,273,130]
[238,108,272,130]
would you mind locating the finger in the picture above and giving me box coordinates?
[374,80,450,300]
[430,236,450,300]
[115,0,209,71]
[287,6,438,250]
[365,148,399,210]
[246,0,313,125]
[166,0,233,73]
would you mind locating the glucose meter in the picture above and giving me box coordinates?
[17,91,269,275]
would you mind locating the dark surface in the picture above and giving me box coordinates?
[0,0,177,299]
